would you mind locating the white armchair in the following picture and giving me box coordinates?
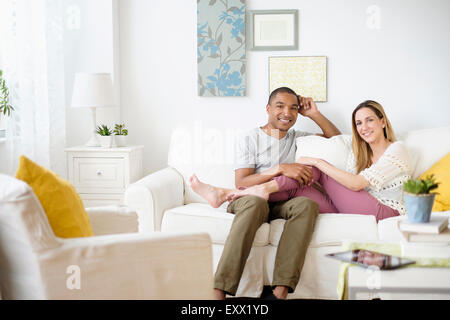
[85,205,139,235]
[124,167,184,232]
[0,174,214,300]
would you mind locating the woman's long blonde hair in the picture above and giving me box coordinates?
[351,100,396,174]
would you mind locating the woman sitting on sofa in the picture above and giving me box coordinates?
[190,100,411,222]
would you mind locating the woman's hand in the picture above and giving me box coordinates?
[297,156,320,167]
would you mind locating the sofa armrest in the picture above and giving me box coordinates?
[85,205,139,235]
[124,167,184,232]
[38,232,214,299]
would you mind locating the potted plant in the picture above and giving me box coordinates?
[403,174,440,223]
[95,124,113,148]
[0,69,14,138]
[113,123,128,147]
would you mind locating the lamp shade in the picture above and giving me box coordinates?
[71,73,115,108]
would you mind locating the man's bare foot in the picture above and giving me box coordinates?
[189,174,229,208]
[213,288,226,300]
[272,286,288,299]
[226,184,270,202]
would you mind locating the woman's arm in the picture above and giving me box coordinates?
[297,156,370,191]
[235,163,313,189]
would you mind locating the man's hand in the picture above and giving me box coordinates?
[298,96,320,118]
[297,95,341,138]
[279,163,313,186]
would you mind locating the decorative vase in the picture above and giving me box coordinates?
[403,192,436,223]
[114,135,127,147]
[98,135,113,148]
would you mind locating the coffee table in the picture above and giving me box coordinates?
[347,266,450,299]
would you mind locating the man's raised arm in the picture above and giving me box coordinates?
[298,96,341,138]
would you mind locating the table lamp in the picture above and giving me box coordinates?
[71,73,115,147]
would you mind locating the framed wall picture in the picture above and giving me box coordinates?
[197,0,246,96]
[269,56,327,102]
[248,10,298,51]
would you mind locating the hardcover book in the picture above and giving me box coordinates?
[399,216,448,234]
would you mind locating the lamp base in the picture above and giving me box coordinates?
[85,134,100,147]
[85,107,100,147]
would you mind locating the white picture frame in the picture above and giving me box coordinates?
[248,10,298,51]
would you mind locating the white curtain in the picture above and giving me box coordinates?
[0,0,66,176]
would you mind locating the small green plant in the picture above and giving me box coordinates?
[95,124,113,136]
[113,123,128,136]
[403,174,440,194]
[0,69,14,117]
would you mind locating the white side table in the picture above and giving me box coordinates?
[65,145,144,207]
[347,266,450,299]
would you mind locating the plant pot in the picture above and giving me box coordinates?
[98,135,113,148]
[114,135,127,147]
[403,191,436,223]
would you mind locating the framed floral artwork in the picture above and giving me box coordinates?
[197,0,246,96]
[269,56,327,102]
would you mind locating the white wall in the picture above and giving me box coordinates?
[64,0,120,149]
[0,0,120,175]
[2,0,449,177]
[118,0,450,176]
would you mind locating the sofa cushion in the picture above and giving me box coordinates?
[269,213,379,247]
[15,155,93,238]
[0,174,60,299]
[160,203,270,246]
[295,127,450,179]
[400,126,450,178]
[0,174,60,252]
[420,153,450,212]
[377,215,405,242]
[162,206,380,248]
[167,125,450,205]
[168,126,238,204]
[296,134,352,171]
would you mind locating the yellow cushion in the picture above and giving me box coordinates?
[420,153,450,212]
[15,155,93,238]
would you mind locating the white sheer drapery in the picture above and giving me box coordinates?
[0,0,66,176]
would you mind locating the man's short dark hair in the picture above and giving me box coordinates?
[268,87,299,105]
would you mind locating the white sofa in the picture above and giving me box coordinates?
[124,125,450,299]
[0,174,214,300]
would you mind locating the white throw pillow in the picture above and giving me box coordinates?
[400,126,450,178]
[295,134,352,171]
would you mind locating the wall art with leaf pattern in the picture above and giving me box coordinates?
[197,0,246,96]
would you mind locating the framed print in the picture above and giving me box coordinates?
[197,0,246,96]
[248,10,298,51]
[269,56,327,102]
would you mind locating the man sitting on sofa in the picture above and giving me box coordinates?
[213,87,341,299]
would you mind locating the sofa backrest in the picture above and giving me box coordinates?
[168,125,450,204]
[295,134,353,171]
[295,126,450,179]
[168,125,238,204]
[399,127,450,178]
[0,174,60,299]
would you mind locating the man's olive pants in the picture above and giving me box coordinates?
[214,195,319,296]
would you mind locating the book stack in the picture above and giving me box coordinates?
[399,215,450,258]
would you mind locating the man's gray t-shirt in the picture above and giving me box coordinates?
[234,128,312,173]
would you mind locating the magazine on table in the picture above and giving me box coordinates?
[326,249,415,270]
